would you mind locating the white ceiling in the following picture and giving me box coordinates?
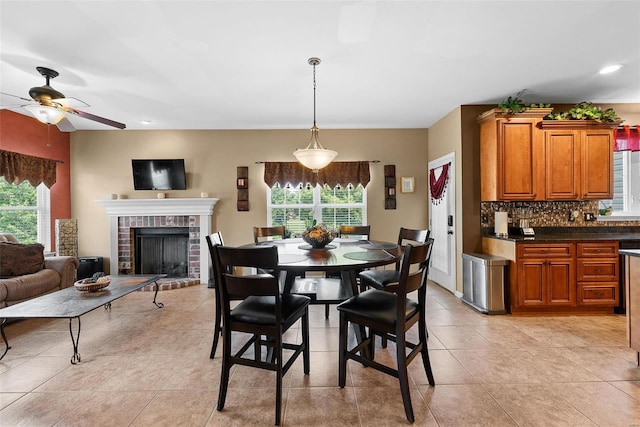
[1,0,638,131]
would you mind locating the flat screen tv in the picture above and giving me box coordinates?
[132,159,187,190]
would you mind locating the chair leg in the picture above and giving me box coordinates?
[325,303,330,319]
[210,287,222,359]
[419,320,435,386]
[275,333,283,426]
[338,312,348,388]
[302,308,310,375]
[217,327,232,411]
[210,300,222,359]
[396,334,415,423]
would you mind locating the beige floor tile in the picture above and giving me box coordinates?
[553,346,640,381]
[429,325,496,349]
[420,384,517,426]
[355,385,438,426]
[130,389,217,427]
[550,382,640,426]
[0,391,86,426]
[54,390,157,426]
[284,387,360,426]
[0,356,70,392]
[409,349,477,385]
[609,380,640,400]
[483,383,597,426]
[0,392,24,410]
[289,350,348,387]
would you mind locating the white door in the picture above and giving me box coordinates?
[428,153,456,294]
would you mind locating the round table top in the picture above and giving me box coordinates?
[251,238,402,272]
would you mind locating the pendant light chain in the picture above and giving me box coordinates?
[313,61,317,127]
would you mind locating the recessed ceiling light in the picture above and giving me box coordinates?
[140,119,153,125]
[599,64,623,74]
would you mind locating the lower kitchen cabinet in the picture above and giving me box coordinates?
[576,241,619,306]
[516,243,575,307]
[510,241,619,314]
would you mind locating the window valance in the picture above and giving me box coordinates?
[264,161,370,188]
[0,149,57,188]
[614,125,639,152]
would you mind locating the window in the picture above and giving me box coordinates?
[267,184,367,236]
[602,151,640,218]
[0,177,51,251]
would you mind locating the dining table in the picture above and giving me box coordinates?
[251,237,403,305]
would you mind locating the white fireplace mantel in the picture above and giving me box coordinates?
[96,198,219,283]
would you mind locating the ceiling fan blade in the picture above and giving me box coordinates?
[56,117,76,132]
[0,91,32,102]
[65,107,126,129]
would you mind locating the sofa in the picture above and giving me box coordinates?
[0,233,79,308]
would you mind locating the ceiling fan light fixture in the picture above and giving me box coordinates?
[293,57,337,172]
[25,104,66,125]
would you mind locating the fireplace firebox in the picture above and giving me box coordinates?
[134,227,190,278]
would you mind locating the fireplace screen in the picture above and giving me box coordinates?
[134,227,189,278]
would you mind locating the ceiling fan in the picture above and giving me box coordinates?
[0,66,126,131]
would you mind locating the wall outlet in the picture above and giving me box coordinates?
[583,212,596,222]
[481,214,488,224]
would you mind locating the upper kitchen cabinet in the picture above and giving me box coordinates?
[540,121,615,200]
[479,107,616,202]
[478,108,551,201]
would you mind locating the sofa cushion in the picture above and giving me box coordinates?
[2,269,60,303]
[0,242,45,278]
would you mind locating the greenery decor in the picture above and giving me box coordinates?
[545,102,621,123]
[498,94,551,114]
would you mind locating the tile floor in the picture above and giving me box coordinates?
[1,282,640,426]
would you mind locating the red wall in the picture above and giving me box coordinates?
[0,110,72,250]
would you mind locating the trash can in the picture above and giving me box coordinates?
[77,256,104,280]
[462,253,509,314]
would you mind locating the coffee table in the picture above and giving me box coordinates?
[0,274,165,364]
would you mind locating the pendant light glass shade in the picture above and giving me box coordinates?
[293,57,337,172]
[25,104,66,125]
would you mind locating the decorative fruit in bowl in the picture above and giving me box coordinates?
[302,224,335,249]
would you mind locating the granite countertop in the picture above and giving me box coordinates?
[483,226,640,243]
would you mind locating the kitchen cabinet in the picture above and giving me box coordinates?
[478,108,551,201]
[576,241,619,306]
[540,121,614,200]
[516,243,575,307]
[478,109,615,201]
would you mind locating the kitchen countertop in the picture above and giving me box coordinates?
[483,226,640,244]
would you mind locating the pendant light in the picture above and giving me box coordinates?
[293,57,337,172]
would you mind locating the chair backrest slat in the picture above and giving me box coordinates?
[213,245,281,303]
[339,225,371,240]
[253,226,286,243]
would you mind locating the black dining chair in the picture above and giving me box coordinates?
[213,244,310,426]
[253,225,286,243]
[205,231,225,359]
[359,227,430,291]
[360,228,431,348]
[337,240,435,423]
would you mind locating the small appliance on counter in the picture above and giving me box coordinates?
[509,219,535,236]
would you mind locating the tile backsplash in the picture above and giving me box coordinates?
[481,200,640,229]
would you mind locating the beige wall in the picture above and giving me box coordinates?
[71,128,429,271]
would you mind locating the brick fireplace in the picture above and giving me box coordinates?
[97,198,219,283]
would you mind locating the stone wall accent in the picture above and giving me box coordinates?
[55,218,78,257]
[481,200,640,229]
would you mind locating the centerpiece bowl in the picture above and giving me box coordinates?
[302,224,335,249]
